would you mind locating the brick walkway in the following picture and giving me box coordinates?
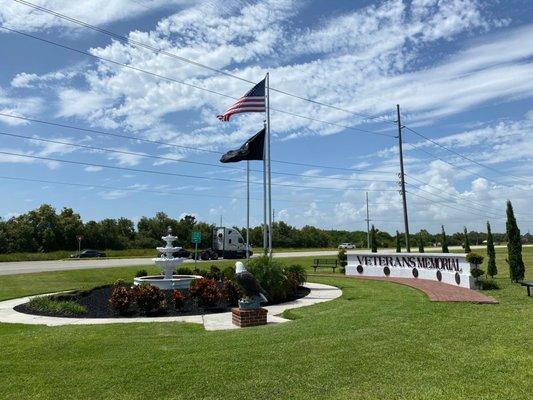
[347,276,499,304]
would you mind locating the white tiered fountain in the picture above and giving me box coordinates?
[133,227,201,290]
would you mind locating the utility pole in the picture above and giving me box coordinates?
[396,104,411,252]
[365,192,370,250]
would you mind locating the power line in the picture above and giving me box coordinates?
[11,0,395,125]
[0,150,399,193]
[407,191,506,221]
[0,175,401,208]
[0,112,397,176]
[0,130,398,185]
[404,126,532,185]
[0,25,394,139]
[406,174,533,218]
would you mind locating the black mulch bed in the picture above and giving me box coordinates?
[15,284,311,319]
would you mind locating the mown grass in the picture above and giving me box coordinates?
[27,296,87,315]
[0,249,531,399]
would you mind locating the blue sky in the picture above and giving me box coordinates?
[0,0,532,234]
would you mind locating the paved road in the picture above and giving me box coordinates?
[0,250,340,276]
[0,244,527,276]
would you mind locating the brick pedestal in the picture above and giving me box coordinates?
[231,307,268,328]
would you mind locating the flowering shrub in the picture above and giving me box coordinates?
[221,278,241,306]
[172,290,186,310]
[189,278,222,308]
[131,284,167,315]
[109,286,133,315]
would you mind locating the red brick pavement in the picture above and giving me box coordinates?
[349,276,499,304]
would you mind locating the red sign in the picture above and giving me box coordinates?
[76,235,84,242]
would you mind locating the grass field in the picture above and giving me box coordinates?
[0,248,531,399]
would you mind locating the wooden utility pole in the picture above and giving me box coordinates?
[396,104,411,252]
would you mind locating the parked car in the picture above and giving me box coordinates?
[70,249,107,258]
[338,243,355,249]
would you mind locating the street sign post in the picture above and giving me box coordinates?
[191,231,201,267]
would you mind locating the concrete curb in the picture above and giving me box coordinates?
[0,282,342,330]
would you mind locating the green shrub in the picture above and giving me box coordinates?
[131,284,167,315]
[221,266,235,280]
[480,278,500,290]
[338,249,347,273]
[284,264,307,287]
[466,252,485,267]
[247,256,291,302]
[28,296,86,315]
[189,278,222,308]
[470,268,485,279]
[176,266,193,275]
[221,278,241,306]
[206,265,221,280]
[109,286,133,315]
[135,269,148,278]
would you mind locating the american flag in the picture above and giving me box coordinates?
[217,79,266,121]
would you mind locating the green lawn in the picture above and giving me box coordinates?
[0,249,531,399]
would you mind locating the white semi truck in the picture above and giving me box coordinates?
[211,227,252,259]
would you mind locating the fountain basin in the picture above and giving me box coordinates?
[133,275,203,290]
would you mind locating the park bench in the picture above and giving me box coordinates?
[521,281,533,297]
[312,258,338,273]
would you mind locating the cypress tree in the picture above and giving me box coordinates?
[464,226,471,253]
[506,200,525,282]
[486,221,497,278]
[370,225,377,253]
[395,230,401,253]
[418,232,425,253]
[441,225,449,253]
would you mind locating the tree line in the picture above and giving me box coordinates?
[0,203,529,254]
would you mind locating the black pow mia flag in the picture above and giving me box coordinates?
[220,128,265,163]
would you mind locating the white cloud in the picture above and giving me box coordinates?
[0,0,195,32]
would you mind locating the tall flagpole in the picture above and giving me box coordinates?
[262,121,268,255]
[246,160,250,260]
[266,72,272,258]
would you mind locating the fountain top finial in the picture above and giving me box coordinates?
[167,226,172,235]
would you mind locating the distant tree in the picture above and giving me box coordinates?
[395,230,401,253]
[506,201,525,282]
[418,232,425,253]
[441,225,449,253]
[370,225,377,253]
[463,226,471,253]
[486,221,497,278]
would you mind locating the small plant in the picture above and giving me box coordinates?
[207,265,221,280]
[221,266,235,280]
[114,279,126,287]
[189,278,222,308]
[466,252,485,267]
[337,249,347,273]
[172,290,186,310]
[480,278,500,290]
[470,268,485,279]
[285,264,307,287]
[247,256,291,302]
[176,266,193,275]
[135,269,148,278]
[109,286,133,315]
[28,296,86,315]
[221,278,241,306]
[132,284,167,315]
